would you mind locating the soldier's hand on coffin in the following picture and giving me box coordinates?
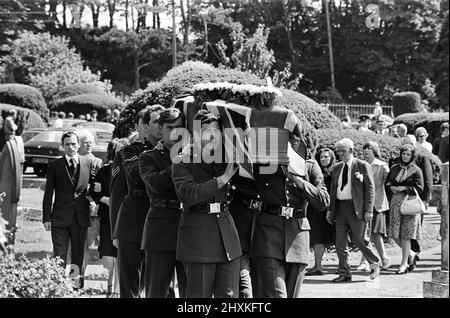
[93,182,102,192]
[43,222,51,231]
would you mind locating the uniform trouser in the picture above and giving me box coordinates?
[183,259,240,298]
[117,240,145,298]
[252,257,307,298]
[335,201,380,278]
[239,253,252,298]
[51,217,87,277]
[144,250,187,298]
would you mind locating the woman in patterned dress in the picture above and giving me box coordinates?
[385,144,424,275]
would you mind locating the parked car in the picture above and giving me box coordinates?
[24,127,112,177]
[21,128,46,143]
[73,121,115,133]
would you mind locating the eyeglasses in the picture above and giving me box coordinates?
[418,135,427,138]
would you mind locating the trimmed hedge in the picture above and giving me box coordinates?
[316,128,402,163]
[392,91,421,117]
[49,83,106,106]
[394,112,449,141]
[52,94,124,121]
[0,103,46,136]
[0,84,49,121]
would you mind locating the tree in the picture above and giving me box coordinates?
[432,12,449,111]
[0,31,112,101]
[216,23,275,79]
[106,0,118,28]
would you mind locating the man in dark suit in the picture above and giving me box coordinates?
[249,158,330,298]
[172,110,242,298]
[139,108,187,298]
[114,104,164,298]
[42,131,95,287]
[326,138,380,282]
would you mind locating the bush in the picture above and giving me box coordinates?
[392,91,422,117]
[52,94,124,121]
[49,83,106,106]
[317,87,345,104]
[0,103,46,136]
[0,254,80,298]
[394,112,449,141]
[316,129,402,163]
[0,84,49,121]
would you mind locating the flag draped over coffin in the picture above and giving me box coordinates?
[204,100,307,178]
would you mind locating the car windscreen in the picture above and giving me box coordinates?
[31,130,64,142]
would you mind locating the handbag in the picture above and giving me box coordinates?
[400,187,426,215]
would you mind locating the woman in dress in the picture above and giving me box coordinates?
[385,144,424,274]
[306,148,336,276]
[415,127,433,153]
[357,141,391,271]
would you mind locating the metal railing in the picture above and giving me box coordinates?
[323,103,394,120]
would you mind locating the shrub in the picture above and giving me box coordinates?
[0,254,81,298]
[317,87,345,104]
[394,112,449,141]
[0,103,46,136]
[316,128,402,163]
[392,91,421,117]
[0,84,49,121]
[52,94,124,121]
[49,83,106,106]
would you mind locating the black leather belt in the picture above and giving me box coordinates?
[150,198,182,209]
[337,199,353,203]
[128,189,146,197]
[233,192,264,211]
[184,202,228,214]
[263,205,305,219]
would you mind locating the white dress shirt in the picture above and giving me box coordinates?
[336,156,354,200]
[65,154,79,167]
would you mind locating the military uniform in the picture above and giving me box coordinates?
[250,160,330,298]
[115,140,154,298]
[139,146,187,298]
[172,158,242,298]
[109,149,127,240]
[228,176,259,298]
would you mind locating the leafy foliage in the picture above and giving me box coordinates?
[0,103,46,136]
[50,83,106,106]
[0,31,112,102]
[52,94,124,120]
[392,92,422,117]
[0,254,80,298]
[316,128,402,163]
[432,12,449,111]
[394,112,450,141]
[0,84,49,121]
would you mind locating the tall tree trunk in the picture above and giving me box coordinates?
[181,0,191,47]
[152,0,160,29]
[137,0,148,32]
[48,0,58,26]
[203,16,208,60]
[62,0,67,28]
[107,0,116,28]
[172,0,177,67]
[134,48,140,90]
[90,3,100,28]
[125,0,129,31]
[282,0,295,65]
[322,0,335,89]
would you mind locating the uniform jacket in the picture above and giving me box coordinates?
[370,158,390,212]
[89,163,111,221]
[114,140,154,243]
[109,149,127,239]
[42,155,95,228]
[139,146,181,251]
[329,157,375,222]
[172,160,242,263]
[250,160,330,263]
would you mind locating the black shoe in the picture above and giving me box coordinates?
[332,275,352,283]
[408,255,420,272]
[305,268,324,276]
[396,265,409,275]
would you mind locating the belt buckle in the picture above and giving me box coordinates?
[249,199,262,211]
[208,203,221,214]
[280,206,294,219]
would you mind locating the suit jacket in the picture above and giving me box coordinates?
[329,157,375,221]
[114,140,153,243]
[249,160,330,263]
[370,158,390,212]
[139,147,181,252]
[42,156,95,228]
[109,149,127,239]
[172,161,242,263]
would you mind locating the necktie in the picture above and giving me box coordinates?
[69,158,75,179]
[341,163,348,191]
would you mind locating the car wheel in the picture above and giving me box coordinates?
[34,166,47,177]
